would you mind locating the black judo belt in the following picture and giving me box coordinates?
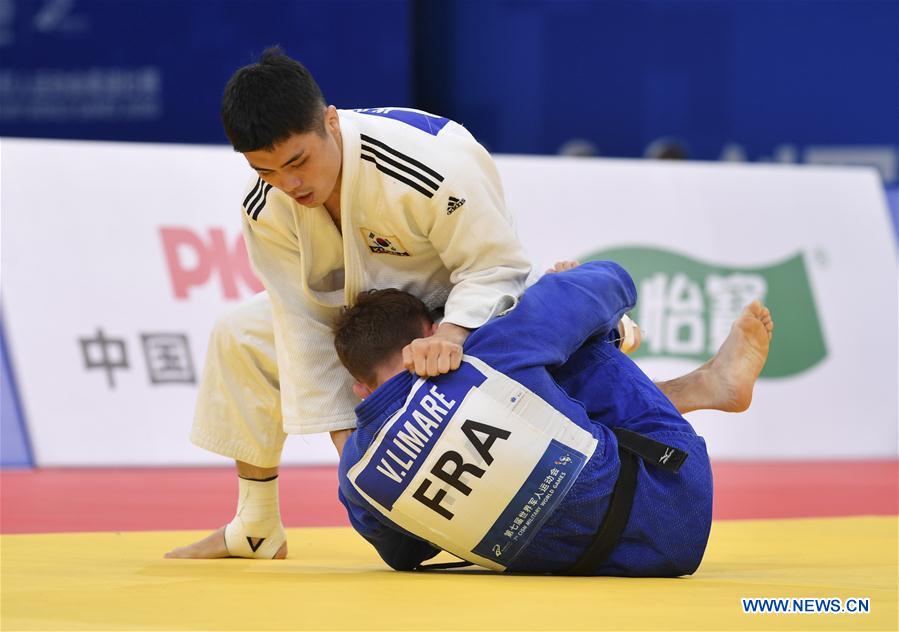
[417,428,689,574]
[561,428,689,576]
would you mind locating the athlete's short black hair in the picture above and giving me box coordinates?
[221,46,327,152]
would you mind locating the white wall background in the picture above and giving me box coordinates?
[2,138,896,465]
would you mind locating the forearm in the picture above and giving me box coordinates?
[434,322,471,346]
[426,145,531,330]
[486,261,637,370]
[439,262,529,326]
[403,322,470,376]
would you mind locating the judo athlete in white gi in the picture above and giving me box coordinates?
[167,48,772,560]
[334,262,774,574]
[167,47,531,560]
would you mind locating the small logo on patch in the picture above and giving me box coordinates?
[446,196,466,215]
[360,228,410,257]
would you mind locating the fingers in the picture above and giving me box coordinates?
[404,337,463,377]
[437,349,452,374]
[414,341,429,376]
[426,344,440,376]
[545,260,580,274]
[449,345,462,370]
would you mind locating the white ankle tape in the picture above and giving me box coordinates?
[224,476,286,559]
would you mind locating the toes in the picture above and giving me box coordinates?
[743,300,764,318]
[743,301,774,331]
[759,314,774,338]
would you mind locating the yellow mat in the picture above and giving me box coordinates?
[2,517,896,631]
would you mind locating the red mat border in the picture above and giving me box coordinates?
[1,461,896,534]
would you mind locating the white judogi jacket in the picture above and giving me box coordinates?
[240,108,532,434]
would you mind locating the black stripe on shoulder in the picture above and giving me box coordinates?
[361,143,440,192]
[245,179,266,215]
[246,182,273,220]
[361,154,434,198]
[243,178,263,209]
[253,184,273,220]
[245,191,263,218]
[360,134,444,183]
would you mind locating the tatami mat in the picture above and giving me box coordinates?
[2,516,896,631]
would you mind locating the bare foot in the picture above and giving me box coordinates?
[700,300,774,412]
[164,526,288,560]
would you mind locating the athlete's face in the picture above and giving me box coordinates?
[243,106,343,209]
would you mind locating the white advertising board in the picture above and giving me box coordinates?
[501,156,898,459]
[0,138,334,465]
[2,139,896,464]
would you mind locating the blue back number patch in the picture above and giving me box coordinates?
[354,108,450,136]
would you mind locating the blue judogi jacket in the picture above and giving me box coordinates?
[338,261,713,576]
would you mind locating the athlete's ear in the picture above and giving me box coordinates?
[425,321,438,337]
[352,381,372,400]
[324,105,340,132]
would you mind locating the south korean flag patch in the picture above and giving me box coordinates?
[360,228,410,257]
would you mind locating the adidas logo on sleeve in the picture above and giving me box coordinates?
[446,196,466,215]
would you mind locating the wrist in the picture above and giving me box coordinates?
[434,322,471,346]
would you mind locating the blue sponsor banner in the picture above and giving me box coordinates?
[472,438,586,565]
[353,108,450,136]
[355,361,486,511]
[414,1,897,182]
[0,1,412,145]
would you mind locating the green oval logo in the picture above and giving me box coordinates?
[582,247,827,378]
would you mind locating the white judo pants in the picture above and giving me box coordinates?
[190,292,288,468]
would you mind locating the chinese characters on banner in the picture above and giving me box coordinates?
[79,329,196,388]
[639,273,767,356]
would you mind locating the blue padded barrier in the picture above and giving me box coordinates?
[886,186,899,248]
[1,309,33,467]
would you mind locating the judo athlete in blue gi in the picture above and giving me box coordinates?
[333,261,771,575]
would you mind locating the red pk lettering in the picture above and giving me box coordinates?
[160,227,262,300]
